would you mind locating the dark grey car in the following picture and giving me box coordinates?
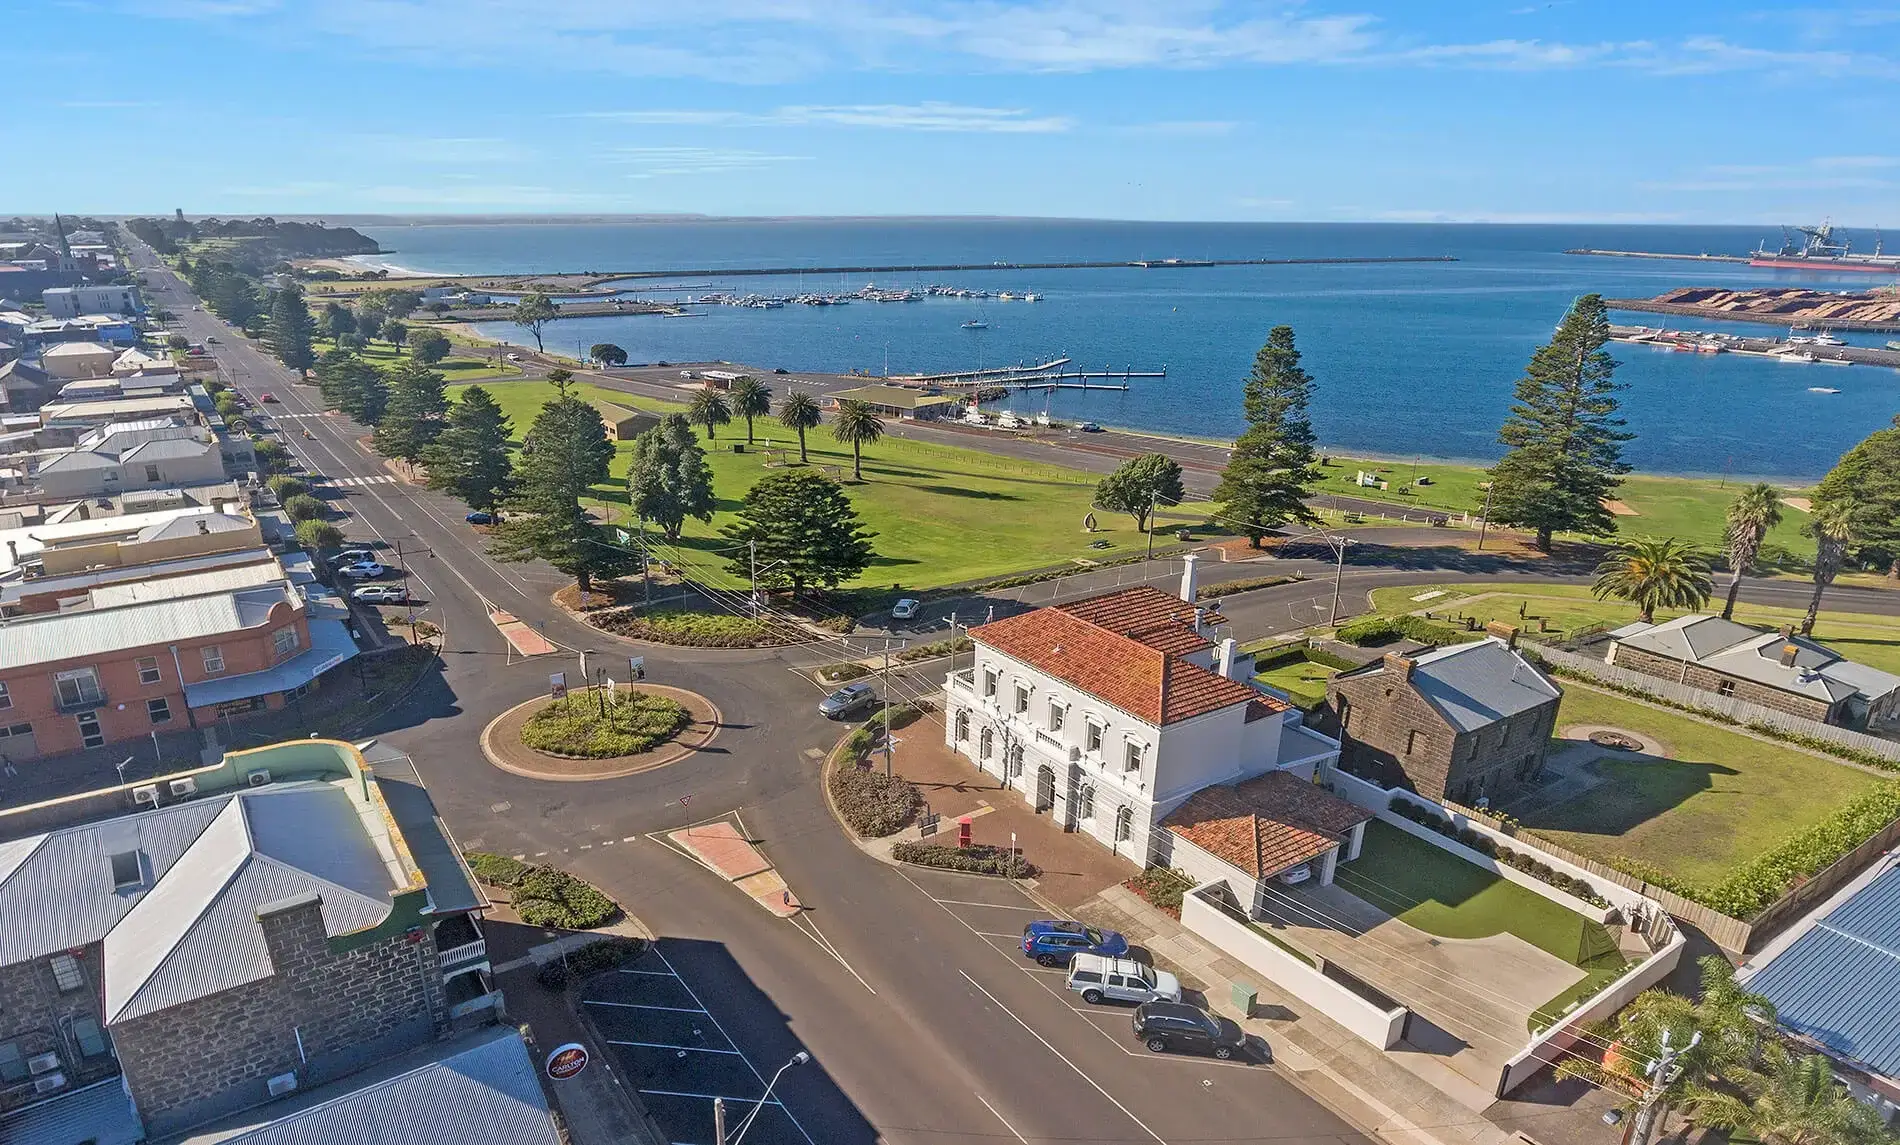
[818,682,878,720]
[1132,1001,1249,1060]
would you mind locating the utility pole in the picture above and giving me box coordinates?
[714,1097,727,1145]
[1145,485,1159,560]
[1328,533,1349,625]
[638,513,651,605]
[1476,480,1496,551]
[882,640,894,777]
[1628,1030,1699,1145]
[749,539,759,618]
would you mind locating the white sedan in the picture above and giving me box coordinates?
[337,561,386,580]
[352,584,408,603]
[890,598,921,621]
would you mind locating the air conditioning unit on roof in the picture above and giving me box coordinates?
[26,1052,60,1076]
[131,784,159,806]
[168,777,198,798]
[246,768,272,787]
[33,1072,66,1094]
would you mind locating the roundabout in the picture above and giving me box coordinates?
[479,683,723,781]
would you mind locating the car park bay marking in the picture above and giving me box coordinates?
[607,1040,742,1056]
[585,1001,707,1014]
[975,1094,1030,1145]
[928,899,1045,911]
[958,971,1168,1145]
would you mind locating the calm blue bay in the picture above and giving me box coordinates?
[353,220,1900,480]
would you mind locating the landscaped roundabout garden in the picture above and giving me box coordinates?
[520,690,690,758]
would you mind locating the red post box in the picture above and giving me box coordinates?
[957,816,973,849]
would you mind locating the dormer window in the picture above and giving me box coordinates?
[109,849,144,890]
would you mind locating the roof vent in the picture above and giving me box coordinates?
[266,1071,298,1097]
[1779,643,1799,668]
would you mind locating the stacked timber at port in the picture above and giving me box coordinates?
[1605,286,1900,332]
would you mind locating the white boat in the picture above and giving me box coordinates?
[1778,351,1816,363]
[960,319,989,330]
[997,292,1017,301]
[1812,332,1846,346]
[1023,293,1043,302]
[1808,387,1842,394]
[1816,356,1851,366]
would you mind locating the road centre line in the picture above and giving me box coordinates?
[958,970,1168,1145]
[789,914,878,996]
[608,1040,741,1056]
[584,1001,707,1014]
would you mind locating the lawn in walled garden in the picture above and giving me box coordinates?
[448,378,1163,590]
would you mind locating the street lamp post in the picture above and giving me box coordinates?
[728,1051,809,1145]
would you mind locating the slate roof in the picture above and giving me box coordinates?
[1614,616,1900,705]
[972,587,1269,726]
[1749,862,1900,1079]
[1162,771,1372,878]
[166,1026,560,1145]
[1340,637,1561,733]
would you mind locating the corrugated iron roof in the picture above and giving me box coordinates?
[1344,637,1560,733]
[1750,863,1900,1078]
[0,581,296,669]
[0,1077,144,1145]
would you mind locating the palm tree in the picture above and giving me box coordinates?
[1721,482,1783,620]
[1561,957,1773,1145]
[1685,1045,1892,1145]
[688,388,731,441]
[779,390,821,463]
[729,376,771,444]
[1800,503,1855,636]
[1591,536,1714,623]
[830,399,884,481]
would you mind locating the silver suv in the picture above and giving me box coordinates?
[1066,954,1183,1006]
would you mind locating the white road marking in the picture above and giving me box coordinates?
[652,948,819,1145]
[638,1088,782,1105]
[976,1093,1030,1145]
[958,971,1168,1144]
[789,913,878,996]
[928,898,1046,911]
[608,1041,741,1056]
[584,1001,707,1014]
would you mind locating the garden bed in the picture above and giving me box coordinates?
[1123,867,1196,919]
[828,763,921,838]
[590,606,799,647]
[464,851,620,930]
[891,841,1037,878]
[520,691,689,758]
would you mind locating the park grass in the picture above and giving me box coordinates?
[310,334,518,385]
[446,378,1156,590]
[1252,657,1337,709]
[1311,455,1816,559]
[1364,582,1900,677]
[1516,686,1882,888]
[1333,820,1623,969]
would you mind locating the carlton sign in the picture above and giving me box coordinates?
[545,1043,589,1081]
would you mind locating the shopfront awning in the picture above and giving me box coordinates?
[183,618,360,709]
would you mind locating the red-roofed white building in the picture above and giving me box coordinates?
[944,558,1340,863]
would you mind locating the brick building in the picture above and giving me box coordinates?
[0,561,358,760]
[1326,633,1562,805]
[1606,615,1900,728]
[0,739,519,1143]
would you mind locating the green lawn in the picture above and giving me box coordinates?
[447,378,1158,590]
[1252,656,1337,709]
[1365,582,1900,676]
[312,335,519,386]
[1334,820,1623,968]
[1517,687,1882,888]
[1311,455,1815,558]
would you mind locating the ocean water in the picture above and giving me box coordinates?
[354,220,1900,479]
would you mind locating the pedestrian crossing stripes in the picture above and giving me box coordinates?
[329,474,397,487]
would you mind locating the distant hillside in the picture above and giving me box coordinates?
[126,215,381,269]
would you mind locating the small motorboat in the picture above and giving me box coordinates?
[960,320,989,330]
[1808,387,1842,394]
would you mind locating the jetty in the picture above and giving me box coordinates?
[1610,323,1900,368]
[888,357,1166,391]
[1566,248,1749,264]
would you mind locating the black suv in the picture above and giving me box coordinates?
[1131,1002,1248,1061]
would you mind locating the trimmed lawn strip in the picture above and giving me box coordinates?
[449,378,1159,589]
[1339,821,1623,969]
[1252,657,1337,710]
[1529,962,1634,1034]
[1518,687,1881,889]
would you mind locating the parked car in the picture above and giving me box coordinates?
[338,561,385,579]
[1132,1002,1248,1060]
[1067,954,1182,1006]
[890,598,920,621]
[352,584,408,603]
[260,392,278,403]
[330,548,375,566]
[773,367,790,374]
[1021,920,1129,966]
[818,682,878,720]
[205,336,219,344]
[465,511,494,525]
[1077,422,1102,432]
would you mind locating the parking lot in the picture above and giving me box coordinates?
[893,865,1273,1068]
[580,944,815,1145]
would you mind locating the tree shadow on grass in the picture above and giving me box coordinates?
[1514,755,1737,837]
[907,484,1022,501]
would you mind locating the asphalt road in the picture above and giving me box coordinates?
[132,246,1379,1145]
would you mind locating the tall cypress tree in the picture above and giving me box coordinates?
[372,359,448,465]
[487,383,631,593]
[421,385,516,513]
[1487,294,1632,551]
[264,284,316,376]
[1811,415,1900,580]
[1213,325,1320,546]
[627,413,715,542]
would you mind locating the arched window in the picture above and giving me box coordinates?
[1077,785,1095,822]
[954,709,970,743]
[979,726,993,759]
[1114,805,1133,842]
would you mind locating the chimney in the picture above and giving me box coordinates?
[1178,553,1198,603]
[1779,643,1799,668]
[1777,624,1794,641]
[1383,652,1416,681]
[1218,637,1240,680]
[1484,620,1520,649]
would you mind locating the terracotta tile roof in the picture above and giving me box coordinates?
[971,588,1274,725]
[1162,772,1373,878]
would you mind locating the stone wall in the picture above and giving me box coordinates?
[1608,643,1834,722]
[0,948,120,1115]
[111,895,448,1137]
[1328,665,1556,804]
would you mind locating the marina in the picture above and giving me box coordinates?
[1606,285,1900,333]
[1609,323,1900,369]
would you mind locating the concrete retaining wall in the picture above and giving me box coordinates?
[1496,926,1686,1097]
[1181,885,1407,1050]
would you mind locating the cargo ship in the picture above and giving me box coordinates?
[1750,222,1900,273]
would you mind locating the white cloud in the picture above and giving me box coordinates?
[578,102,1071,133]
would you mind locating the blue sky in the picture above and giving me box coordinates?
[9,1,1898,221]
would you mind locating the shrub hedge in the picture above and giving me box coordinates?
[896,637,974,664]
[462,852,619,930]
[1387,797,1612,907]
[1660,782,1900,918]
[892,841,1037,878]
[465,850,529,887]
[520,692,688,758]
[1198,573,1303,599]
[535,937,644,990]
[817,661,873,683]
[828,764,921,837]
[1125,867,1196,918]
[592,607,792,647]
[1337,614,1461,647]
